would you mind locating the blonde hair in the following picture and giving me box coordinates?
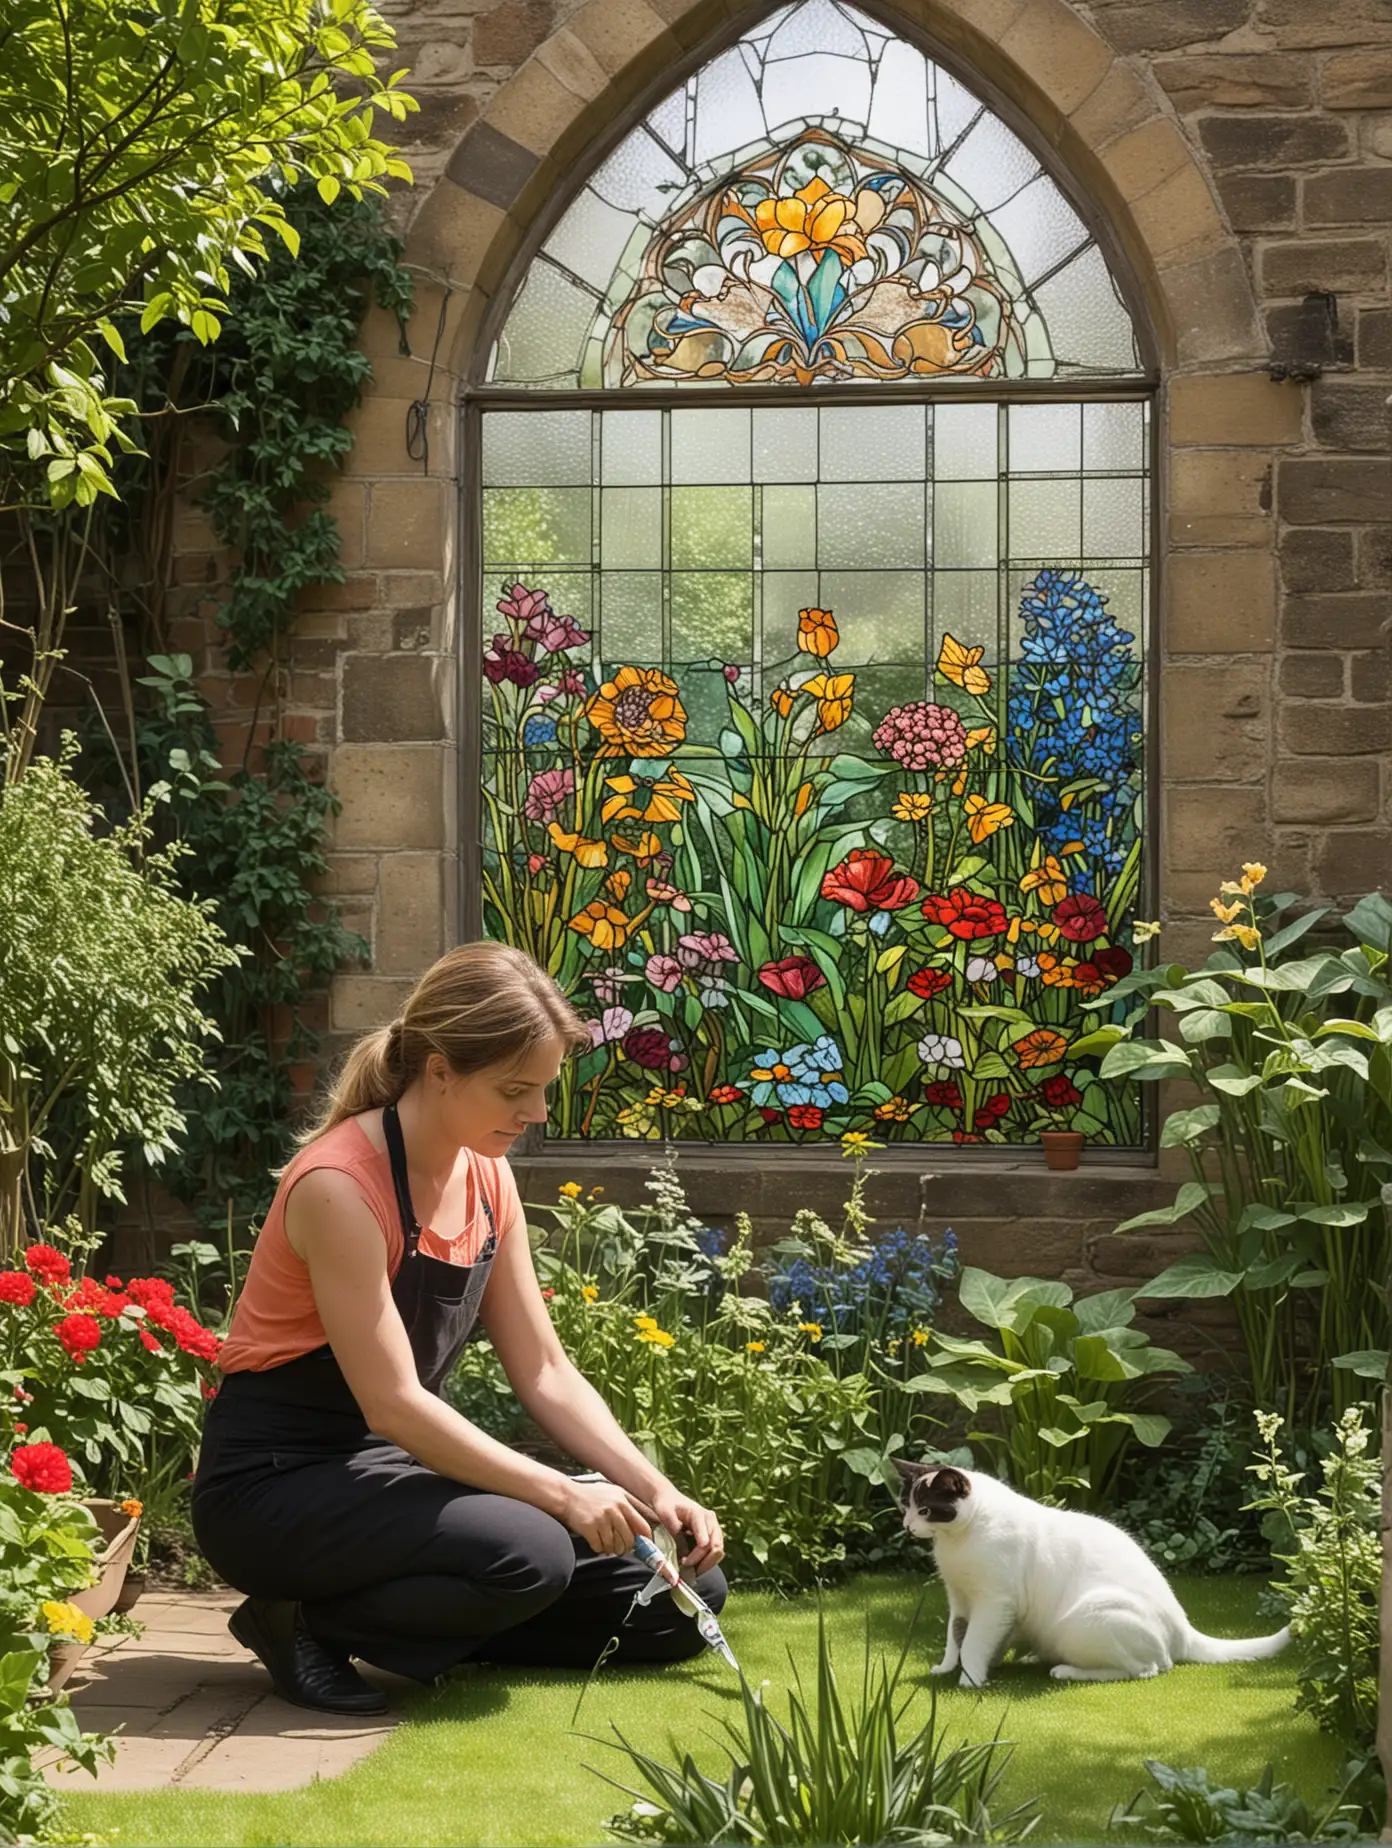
[291,942,589,1154]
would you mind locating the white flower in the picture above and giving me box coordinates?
[1015,955,1041,978]
[964,956,997,984]
[917,1033,966,1070]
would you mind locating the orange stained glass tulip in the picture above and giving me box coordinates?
[770,685,795,718]
[1020,856,1069,906]
[803,671,855,732]
[604,869,632,903]
[796,607,839,657]
[936,633,992,696]
[548,824,608,868]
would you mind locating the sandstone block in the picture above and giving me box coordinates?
[1311,381,1392,453]
[1170,449,1272,547]
[1198,113,1350,170]
[1279,528,1357,595]
[1067,61,1154,147]
[342,654,447,743]
[331,976,417,1032]
[1305,166,1392,227]
[332,745,447,851]
[445,121,540,212]
[1273,758,1381,824]
[1264,300,1354,369]
[486,55,589,158]
[1165,785,1266,875]
[403,183,510,290]
[1360,529,1392,588]
[1282,593,1390,648]
[475,1,555,68]
[297,576,379,615]
[1163,663,1269,780]
[1259,238,1389,298]
[997,1,1111,115]
[1358,307,1392,369]
[1278,458,1392,525]
[1215,172,1296,231]
[1081,0,1247,55]
[366,480,446,570]
[315,853,381,898]
[568,0,678,77]
[1155,53,1311,112]
[1262,0,1392,47]
[1352,650,1392,703]
[1282,702,1390,754]
[1278,652,1344,698]
[1169,372,1301,446]
[375,853,446,975]
[535,24,610,99]
[1100,116,1192,202]
[1166,550,1275,652]
[1315,829,1392,895]
[1322,51,1392,109]
[1163,247,1263,366]
[341,400,424,478]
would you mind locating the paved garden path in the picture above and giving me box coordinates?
[40,1590,406,1794]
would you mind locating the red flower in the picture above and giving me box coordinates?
[951,1130,982,1144]
[11,1441,73,1494]
[788,1104,824,1130]
[139,1329,162,1353]
[921,890,1008,940]
[56,1313,101,1360]
[0,1272,35,1307]
[757,1107,781,1123]
[708,1085,743,1105]
[163,1309,221,1363]
[821,849,920,913]
[1037,1074,1083,1109]
[12,1424,25,1435]
[65,1277,129,1317]
[978,1092,1012,1121]
[924,1080,963,1110]
[1053,893,1108,943]
[757,955,827,1000]
[23,1244,70,1286]
[1094,946,1133,981]
[540,1288,555,1300]
[104,1276,124,1290]
[907,966,952,1000]
[125,1277,176,1312]
[623,1026,686,1073]
[201,1381,220,1401]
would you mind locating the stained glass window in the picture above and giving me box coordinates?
[489,0,1142,388]
[475,1,1150,1148]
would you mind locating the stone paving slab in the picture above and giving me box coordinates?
[39,1590,403,1794]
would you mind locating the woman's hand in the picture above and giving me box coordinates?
[650,1486,724,1575]
[561,1477,653,1557]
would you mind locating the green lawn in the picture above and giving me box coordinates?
[62,1575,1341,1847]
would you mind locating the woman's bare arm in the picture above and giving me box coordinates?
[284,1168,650,1556]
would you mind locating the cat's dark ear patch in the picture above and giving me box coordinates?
[936,1467,971,1499]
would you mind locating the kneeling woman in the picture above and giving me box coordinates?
[193,944,726,1714]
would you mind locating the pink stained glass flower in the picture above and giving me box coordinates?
[526,608,590,654]
[586,1006,635,1047]
[676,931,739,970]
[497,582,552,632]
[523,767,575,823]
[645,953,684,992]
[484,633,540,687]
[872,701,968,771]
[556,669,587,696]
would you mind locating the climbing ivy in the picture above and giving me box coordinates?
[82,184,414,1229]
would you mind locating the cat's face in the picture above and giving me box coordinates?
[893,1461,974,1539]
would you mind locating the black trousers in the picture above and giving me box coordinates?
[191,1437,729,1684]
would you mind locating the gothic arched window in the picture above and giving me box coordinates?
[470,0,1153,1149]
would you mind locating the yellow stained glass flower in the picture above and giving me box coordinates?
[548,824,608,868]
[796,607,839,656]
[752,177,868,263]
[874,1096,913,1122]
[936,633,991,696]
[604,868,632,903]
[964,794,1015,845]
[585,665,687,757]
[568,900,634,951]
[965,725,997,754]
[1020,855,1069,906]
[770,686,795,718]
[802,671,855,732]
[892,792,933,822]
[612,830,663,866]
[601,770,695,826]
[42,1601,94,1645]
[559,1182,583,1198]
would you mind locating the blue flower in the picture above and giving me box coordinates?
[749,1038,849,1110]
[523,714,558,745]
[767,1226,960,1335]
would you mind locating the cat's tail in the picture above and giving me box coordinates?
[1178,1623,1291,1664]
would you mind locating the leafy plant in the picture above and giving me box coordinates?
[1112,1381,1271,1575]
[1246,1405,1380,1762]
[593,1605,1039,1845]
[1110,1758,1364,1844]
[1098,871,1392,1424]
[0,742,239,1254]
[906,1267,1190,1510]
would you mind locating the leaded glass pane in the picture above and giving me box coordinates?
[480,402,1150,1146]
[488,0,1142,387]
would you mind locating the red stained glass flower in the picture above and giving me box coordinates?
[757,955,827,1000]
[907,966,952,999]
[788,1104,825,1130]
[1037,1074,1083,1109]
[921,890,1008,940]
[924,1080,964,1110]
[821,849,920,913]
[1053,892,1108,943]
[708,1085,743,1105]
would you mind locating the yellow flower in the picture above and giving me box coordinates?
[568,900,638,951]
[559,1181,583,1198]
[802,671,855,733]
[770,686,795,718]
[796,607,839,657]
[892,792,933,822]
[119,1498,143,1519]
[1021,855,1069,907]
[840,1131,873,1150]
[752,176,868,263]
[798,1322,823,1341]
[585,665,688,757]
[548,824,608,868]
[1213,922,1262,951]
[633,1314,658,1331]
[746,1340,766,1353]
[965,725,997,754]
[794,781,816,817]
[1132,919,1161,942]
[964,794,1015,845]
[601,770,695,826]
[42,1601,94,1645]
[936,632,991,696]
[911,1328,929,1348]
[638,1325,675,1348]
[1210,896,1243,925]
[874,1096,912,1122]
[582,1284,599,1302]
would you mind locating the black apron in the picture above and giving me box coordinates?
[195,1104,498,1487]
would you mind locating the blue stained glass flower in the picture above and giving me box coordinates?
[523,714,559,745]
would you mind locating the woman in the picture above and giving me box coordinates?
[192,943,727,1715]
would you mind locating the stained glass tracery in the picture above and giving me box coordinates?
[488,0,1142,389]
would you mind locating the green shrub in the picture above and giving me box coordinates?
[1114,1381,1271,1574]
[1111,1758,1364,1844]
[592,1606,1039,1846]
[906,1268,1189,1509]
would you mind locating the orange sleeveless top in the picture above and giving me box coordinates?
[217,1114,519,1375]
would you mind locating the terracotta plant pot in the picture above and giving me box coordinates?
[43,1501,142,1694]
[1041,1131,1085,1171]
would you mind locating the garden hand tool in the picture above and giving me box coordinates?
[632,1531,739,1672]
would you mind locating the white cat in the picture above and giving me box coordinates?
[895,1460,1290,1688]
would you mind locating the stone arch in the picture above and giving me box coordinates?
[401,0,1262,384]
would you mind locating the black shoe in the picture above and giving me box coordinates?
[228,1596,388,1716]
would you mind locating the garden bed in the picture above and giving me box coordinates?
[59,1573,1340,1847]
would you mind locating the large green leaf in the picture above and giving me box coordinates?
[1159,1104,1221,1147]
[1332,1349,1390,1381]
[1136,1254,1242,1298]
[1345,892,1392,952]
[1114,1180,1218,1233]
[1072,1333,1142,1382]
[958,1267,1072,1333]
[1099,1041,1192,1081]
[1073,1287,1137,1334]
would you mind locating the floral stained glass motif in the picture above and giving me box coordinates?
[488,0,1141,388]
[479,401,1150,1146]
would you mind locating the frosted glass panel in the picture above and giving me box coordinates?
[672,410,751,483]
[933,404,998,480]
[483,412,591,487]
